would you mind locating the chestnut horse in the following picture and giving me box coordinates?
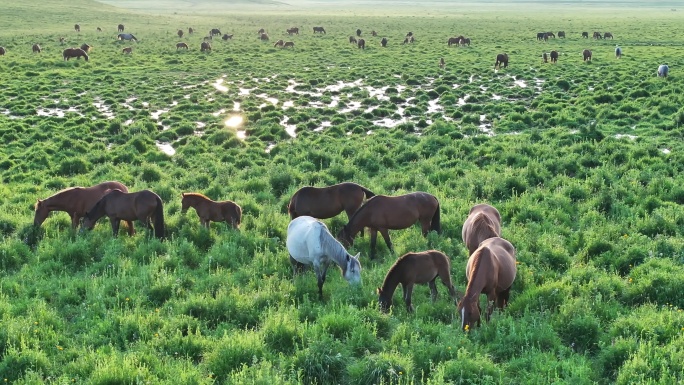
[377,250,458,313]
[83,189,165,239]
[461,204,501,255]
[181,193,242,230]
[337,192,441,259]
[32,44,41,53]
[34,181,133,233]
[458,237,516,330]
[495,53,508,69]
[63,47,89,61]
[176,42,189,50]
[288,182,375,222]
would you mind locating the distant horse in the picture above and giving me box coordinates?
[97,27,102,32]
[257,28,266,34]
[181,193,242,230]
[188,27,194,34]
[288,182,375,222]
[287,216,362,299]
[74,24,80,32]
[83,189,165,239]
[204,36,212,41]
[356,28,362,37]
[461,204,501,255]
[0,46,5,55]
[615,46,622,58]
[658,64,669,77]
[558,31,565,38]
[283,41,295,48]
[371,30,377,36]
[80,43,91,52]
[210,28,221,36]
[349,36,357,44]
[582,31,589,38]
[380,37,388,47]
[439,57,445,68]
[403,37,410,44]
[593,31,602,39]
[550,50,558,63]
[63,47,89,61]
[313,26,326,34]
[461,37,471,46]
[176,42,189,50]
[495,53,508,69]
[536,32,546,41]
[448,36,462,46]
[201,42,211,52]
[287,27,299,35]
[274,39,284,47]
[583,49,592,61]
[406,31,413,37]
[59,37,66,44]
[546,32,555,38]
[377,250,458,313]
[458,237,516,330]
[604,32,613,39]
[117,33,137,42]
[118,24,125,32]
[357,38,365,49]
[542,52,548,63]
[260,33,269,41]
[34,181,132,232]
[32,44,41,53]
[222,34,233,40]
[122,47,132,54]
[337,192,441,259]
[177,29,183,38]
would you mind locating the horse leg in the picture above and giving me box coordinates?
[438,270,459,304]
[71,213,80,229]
[379,228,394,253]
[497,287,511,309]
[402,283,415,312]
[346,208,363,237]
[428,278,438,302]
[289,255,307,275]
[110,218,121,237]
[315,264,329,300]
[125,220,135,236]
[369,228,378,259]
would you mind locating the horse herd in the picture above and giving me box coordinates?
[34,181,515,330]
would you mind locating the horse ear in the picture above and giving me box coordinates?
[354,252,360,259]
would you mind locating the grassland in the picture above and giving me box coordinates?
[1,0,684,383]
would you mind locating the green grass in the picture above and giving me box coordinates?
[2,0,684,383]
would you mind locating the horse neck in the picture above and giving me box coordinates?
[87,198,107,220]
[473,214,498,237]
[43,190,75,211]
[463,250,492,305]
[320,229,350,271]
[346,204,370,236]
[379,265,401,299]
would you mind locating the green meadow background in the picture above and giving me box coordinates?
[1,0,684,383]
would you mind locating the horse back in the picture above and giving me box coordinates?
[478,237,516,289]
[287,216,327,263]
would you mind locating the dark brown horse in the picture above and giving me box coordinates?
[583,49,592,61]
[356,28,362,37]
[377,250,458,313]
[122,47,132,54]
[461,37,471,46]
[0,46,5,55]
[439,57,445,68]
[34,181,133,233]
[283,41,295,48]
[118,24,125,32]
[542,52,548,63]
[357,38,365,49]
[260,33,269,41]
[582,31,589,38]
[461,204,501,255]
[288,182,375,222]
[188,27,194,34]
[97,27,102,32]
[257,28,266,34]
[74,24,80,32]
[176,42,189,50]
[593,31,602,39]
[181,193,242,230]
[558,31,565,38]
[550,50,558,63]
[458,237,516,330]
[274,39,284,48]
[448,36,462,46]
[222,34,233,40]
[349,36,357,44]
[32,44,41,53]
[201,42,211,52]
[371,30,377,36]
[495,53,508,69]
[604,32,613,39]
[210,28,222,36]
[546,32,555,38]
[83,189,165,239]
[287,27,299,35]
[177,29,183,38]
[337,192,441,259]
[80,43,91,52]
[313,26,326,34]
[63,47,89,61]
[381,37,388,47]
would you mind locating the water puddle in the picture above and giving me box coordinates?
[313,121,332,132]
[151,108,169,120]
[123,97,137,110]
[513,77,527,88]
[280,116,297,137]
[427,99,442,113]
[213,78,228,93]
[469,75,475,83]
[328,96,340,108]
[374,117,408,128]
[196,122,206,128]
[124,119,134,126]
[282,101,294,109]
[323,79,364,92]
[239,88,253,96]
[458,95,471,106]
[155,141,176,156]
[212,108,226,117]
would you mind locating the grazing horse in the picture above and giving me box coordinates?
[201,42,211,52]
[546,32,555,38]
[356,28,362,37]
[176,42,189,50]
[448,36,462,46]
[604,32,613,39]
[542,52,548,63]
[461,37,471,46]
[658,64,669,77]
[536,32,545,40]
[593,31,603,39]
[177,29,183,38]
[274,39,284,47]
[74,24,80,32]
[583,49,592,61]
[288,182,375,223]
[461,204,501,255]
[582,31,589,38]
[97,27,102,32]
[287,27,299,35]
[0,46,5,55]
[122,47,132,54]
[260,33,269,41]
[34,181,132,232]
[558,31,565,38]
[287,216,362,299]
[32,44,41,53]
[371,30,378,36]
[377,250,458,313]
[439,57,445,68]
[181,193,242,230]
[83,189,165,239]
[222,34,233,40]
[117,33,137,42]
[380,37,388,47]
[283,41,295,48]
[80,44,91,52]
[349,36,357,44]
[495,53,508,69]
[210,28,221,36]
[337,192,441,259]
[615,46,622,58]
[550,50,559,63]
[63,47,89,61]
[59,37,66,44]
[357,38,365,49]
[406,31,413,37]
[188,27,194,34]
[257,28,266,34]
[458,237,516,330]
[313,26,326,34]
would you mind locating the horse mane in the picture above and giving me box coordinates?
[318,226,350,271]
[381,252,411,288]
[472,213,498,237]
[345,195,379,228]
[183,192,210,200]
[464,250,486,302]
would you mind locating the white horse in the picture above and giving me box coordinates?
[658,64,669,77]
[286,216,362,299]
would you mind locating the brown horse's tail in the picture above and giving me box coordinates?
[287,194,298,219]
[360,186,375,199]
[431,202,441,234]
[154,195,165,239]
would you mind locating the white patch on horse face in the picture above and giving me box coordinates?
[461,307,465,329]
[346,259,362,285]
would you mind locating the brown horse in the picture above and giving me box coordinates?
[222,34,233,40]
[604,32,613,39]
[461,204,501,255]
[550,50,558,63]
[349,36,357,44]
[287,27,299,35]
[118,24,125,32]
[380,37,388,47]
[283,41,295,48]
[495,53,508,69]
[83,189,165,239]
[181,193,242,230]
[80,43,91,52]
[582,31,589,38]
[257,28,266,34]
[542,52,548,63]
[461,37,471,46]
[558,31,565,38]
[63,47,89,61]
[188,27,194,34]
[593,31,602,39]
[32,44,41,53]
[74,24,80,32]
[288,182,375,221]
[177,29,183,38]
[122,47,132,54]
[583,49,592,61]
[313,26,326,34]
[545,32,555,38]
[201,42,211,52]
[260,33,269,41]
[337,192,441,259]
[210,28,222,36]
[458,237,516,330]
[377,250,458,313]
[371,30,378,36]
[356,28,362,37]
[0,46,5,55]
[274,39,284,48]
[357,38,365,49]
[97,27,102,32]
[448,36,463,46]
[176,42,189,50]
[34,181,133,233]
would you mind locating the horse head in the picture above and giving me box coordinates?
[180,193,189,213]
[337,226,354,247]
[343,252,362,285]
[377,287,392,312]
[458,297,482,331]
[33,199,48,226]
[82,211,97,230]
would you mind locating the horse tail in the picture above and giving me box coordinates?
[287,193,298,219]
[153,195,165,239]
[430,201,441,234]
[360,186,375,199]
